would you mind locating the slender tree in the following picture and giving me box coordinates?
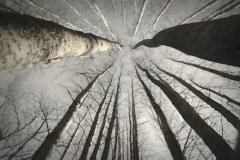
[131,82,140,160]
[128,96,133,160]
[133,15,240,67]
[136,69,186,160]
[151,63,240,131]
[191,80,240,107]
[0,13,120,72]
[32,66,112,160]
[101,74,121,160]
[79,77,113,160]
[169,59,240,81]
[112,115,119,160]
[136,64,233,160]
[89,90,114,160]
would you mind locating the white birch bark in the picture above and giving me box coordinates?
[0,13,120,72]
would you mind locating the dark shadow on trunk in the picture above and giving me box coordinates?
[134,15,240,67]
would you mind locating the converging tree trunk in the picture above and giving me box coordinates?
[191,81,240,107]
[133,15,240,67]
[112,115,119,160]
[131,82,140,160]
[0,12,120,72]
[152,63,240,131]
[136,64,233,160]
[101,74,121,160]
[136,70,186,160]
[169,59,240,81]
[79,77,113,160]
[31,66,111,160]
[89,90,114,160]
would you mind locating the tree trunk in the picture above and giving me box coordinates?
[59,109,88,160]
[32,66,111,160]
[134,15,240,67]
[128,98,133,160]
[136,70,186,160]
[136,64,233,160]
[152,64,240,131]
[169,59,240,81]
[101,74,121,160]
[112,116,119,160]
[0,13,120,72]
[191,81,240,107]
[89,90,114,160]
[131,82,140,160]
[79,78,112,160]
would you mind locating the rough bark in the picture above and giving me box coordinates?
[136,64,234,160]
[89,90,114,160]
[134,15,240,67]
[0,12,120,72]
[136,69,186,160]
[152,64,240,131]
[79,78,112,160]
[31,66,111,160]
[101,74,121,160]
[169,59,240,81]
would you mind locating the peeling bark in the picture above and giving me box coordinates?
[134,15,240,67]
[0,13,120,72]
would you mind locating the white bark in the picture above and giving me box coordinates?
[0,13,120,72]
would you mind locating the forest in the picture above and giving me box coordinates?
[0,0,240,160]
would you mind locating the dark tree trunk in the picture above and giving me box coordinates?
[112,114,119,160]
[134,15,240,67]
[90,90,114,160]
[170,59,240,81]
[128,99,133,160]
[101,75,121,160]
[32,66,111,160]
[152,63,240,131]
[79,78,112,160]
[131,82,140,160]
[136,70,186,160]
[191,81,240,107]
[136,64,234,160]
[60,109,88,160]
